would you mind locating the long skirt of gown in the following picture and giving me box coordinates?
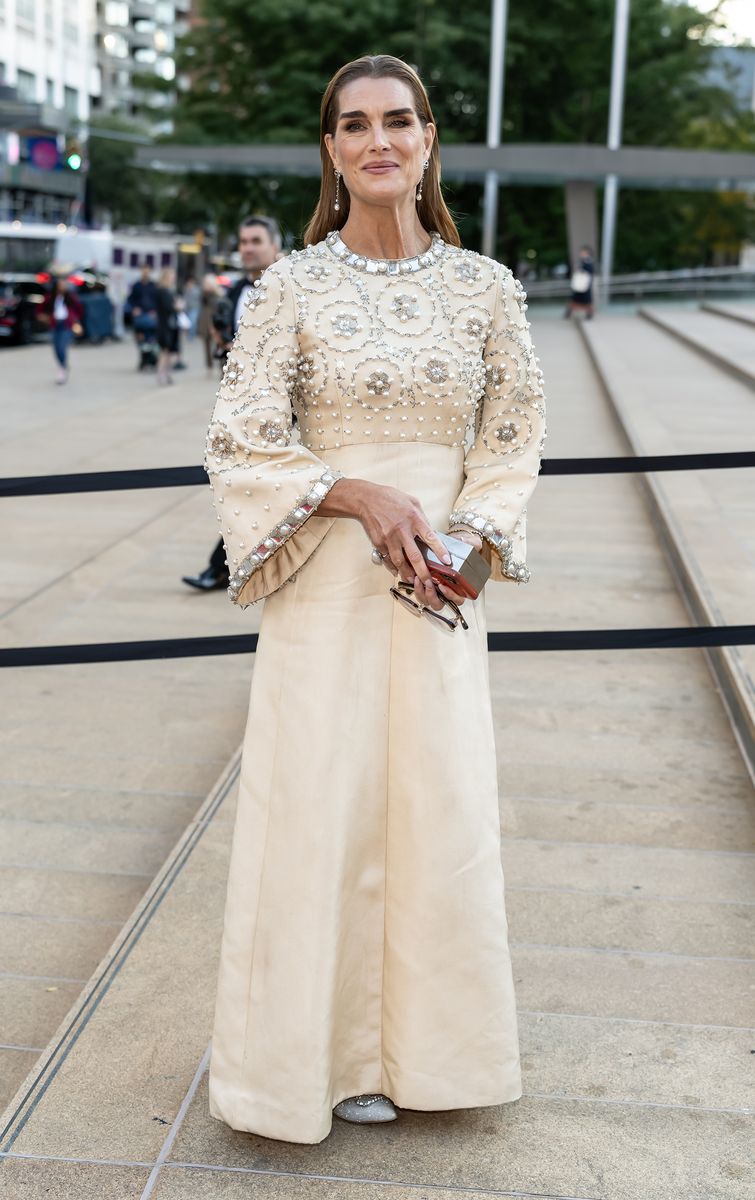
[208,442,523,1144]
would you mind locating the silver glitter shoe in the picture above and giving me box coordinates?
[333,1093,397,1124]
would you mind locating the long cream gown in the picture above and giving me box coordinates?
[204,229,547,1144]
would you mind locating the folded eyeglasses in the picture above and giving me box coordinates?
[389,577,469,632]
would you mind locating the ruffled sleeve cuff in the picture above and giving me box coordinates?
[448,507,530,584]
[228,467,343,607]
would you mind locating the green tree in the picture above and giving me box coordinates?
[152,0,754,270]
[86,116,160,226]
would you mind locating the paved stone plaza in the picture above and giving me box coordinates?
[0,308,753,1198]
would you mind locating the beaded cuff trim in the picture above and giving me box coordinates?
[227,468,343,602]
[449,508,530,583]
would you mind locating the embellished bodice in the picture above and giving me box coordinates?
[221,230,543,458]
[206,230,546,607]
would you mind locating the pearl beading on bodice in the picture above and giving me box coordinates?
[205,233,546,605]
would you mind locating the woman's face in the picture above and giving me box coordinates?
[325,76,435,212]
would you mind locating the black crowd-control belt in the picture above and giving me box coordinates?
[1,450,753,667]
[1,450,753,498]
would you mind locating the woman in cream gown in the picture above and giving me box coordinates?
[205,55,546,1146]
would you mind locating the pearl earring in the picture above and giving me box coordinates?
[416,159,429,202]
[334,169,341,212]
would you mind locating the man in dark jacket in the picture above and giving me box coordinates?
[127,266,158,320]
[182,215,282,592]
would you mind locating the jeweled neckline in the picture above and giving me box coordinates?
[325,229,445,275]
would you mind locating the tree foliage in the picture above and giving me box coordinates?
[91,0,755,269]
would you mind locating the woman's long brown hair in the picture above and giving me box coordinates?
[303,55,461,249]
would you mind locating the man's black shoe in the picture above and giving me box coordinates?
[182,567,230,591]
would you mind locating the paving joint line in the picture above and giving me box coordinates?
[139,1043,211,1199]
[0,912,125,927]
[502,836,755,858]
[517,1009,755,1032]
[504,794,751,817]
[505,884,755,906]
[0,972,88,984]
[159,1159,601,1200]
[0,1150,599,1200]
[0,861,154,879]
[510,942,755,963]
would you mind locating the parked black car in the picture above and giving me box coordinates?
[0,273,48,344]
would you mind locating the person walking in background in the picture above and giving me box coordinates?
[182,276,200,339]
[155,267,179,386]
[182,215,282,592]
[127,265,159,368]
[196,274,221,369]
[566,244,595,318]
[42,276,84,385]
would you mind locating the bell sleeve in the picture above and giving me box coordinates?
[204,260,343,608]
[448,263,547,583]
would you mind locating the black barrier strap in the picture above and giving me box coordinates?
[540,450,755,476]
[1,625,753,668]
[1,450,754,497]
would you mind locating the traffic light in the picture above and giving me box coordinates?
[65,140,82,171]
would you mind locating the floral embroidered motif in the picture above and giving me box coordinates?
[424,357,449,385]
[495,420,520,444]
[296,353,318,386]
[305,261,331,280]
[366,370,392,397]
[331,312,361,337]
[390,293,420,322]
[245,282,268,311]
[208,427,234,459]
[454,259,482,284]
[485,363,512,390]
[465,316,489,339]
[222,357,245,389]
[258,419,289,445]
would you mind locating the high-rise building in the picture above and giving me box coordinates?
[0,0,191,224]
[94,0,191,134]
[0,0,97,223]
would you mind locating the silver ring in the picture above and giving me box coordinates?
[371,548,386,566]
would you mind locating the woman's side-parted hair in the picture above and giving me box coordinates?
[303,55,461,249]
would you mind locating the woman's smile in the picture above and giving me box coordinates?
[363,162,399,173]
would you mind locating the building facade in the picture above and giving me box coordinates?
[93,0,191,134]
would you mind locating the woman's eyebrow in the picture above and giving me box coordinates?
[338,108,415,121]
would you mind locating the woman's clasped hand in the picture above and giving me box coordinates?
[319,477,483,611]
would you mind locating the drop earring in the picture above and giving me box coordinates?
[334,169,341,212]
[416,159,429,202]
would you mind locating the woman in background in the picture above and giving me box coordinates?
[155,267,178,385]
[196,273,220,370]
[43,276,84,385]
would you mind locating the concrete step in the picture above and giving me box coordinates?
[0,339,259,1113]
[1,758,751,1200]
[638,305,755,387]
[701,301,755,329]
[1,321,752,1199]
[581,315,755,770]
